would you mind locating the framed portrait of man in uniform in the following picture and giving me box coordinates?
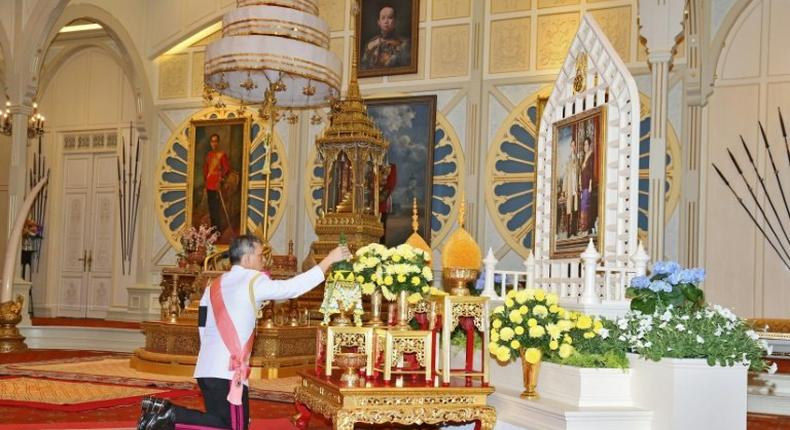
[187,118,251,246]
[549,106,606,258]
[356,0,419,78]
[366,95,436,247]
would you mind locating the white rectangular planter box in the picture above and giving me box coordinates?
[629,353,748,430]
[490,355,633,408]
[538,361,632,407]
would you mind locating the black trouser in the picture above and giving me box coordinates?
[206,189,223,233]
[173,377,249,430]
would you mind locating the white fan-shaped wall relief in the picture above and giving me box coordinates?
[535,13,641,264]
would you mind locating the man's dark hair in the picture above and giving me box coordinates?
[379,4,396,19]
[229,234,262,265]
[210,133,220,141]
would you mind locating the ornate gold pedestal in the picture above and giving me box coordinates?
[293,371,496,430]
[131,322,317,379]
[0,296,27,353]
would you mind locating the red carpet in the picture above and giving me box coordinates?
[0,350,330,430]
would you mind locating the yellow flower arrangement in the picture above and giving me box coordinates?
[488,288,605,365]
[352,243,388,296]
[376,243,431,301]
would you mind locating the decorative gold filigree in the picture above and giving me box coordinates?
[295,372,497,430]
[573,52,587,94]
[333,333,365,353]
[391,337,427,366]
[450,302,484,331]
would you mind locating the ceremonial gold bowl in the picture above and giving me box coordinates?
[334,352,367,387]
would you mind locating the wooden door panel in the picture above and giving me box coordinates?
[58,275,86,318]
[60,193,89,273]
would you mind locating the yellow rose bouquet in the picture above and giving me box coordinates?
[352,243,388,296]
[489,288,604,365]
[376,243,433,303]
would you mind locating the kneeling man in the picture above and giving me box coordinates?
[138,234,349,430]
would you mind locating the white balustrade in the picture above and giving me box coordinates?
[480,241,650,313]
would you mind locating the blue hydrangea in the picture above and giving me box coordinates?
[652,261,681,276]
[687,268,706,283]
[667,268,707,285]
[630,275,651,289]
[648,280,673,293]
[667,270,683,285]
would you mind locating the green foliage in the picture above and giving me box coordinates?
[610,304,769,372]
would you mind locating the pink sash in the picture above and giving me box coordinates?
[209,277,255,406]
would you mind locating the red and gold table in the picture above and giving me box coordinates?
[293,371,496,430]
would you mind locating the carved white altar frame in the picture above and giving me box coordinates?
[534,14,641,264]
[481,14,646,318]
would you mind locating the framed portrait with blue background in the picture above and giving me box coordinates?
[366,95,436,247]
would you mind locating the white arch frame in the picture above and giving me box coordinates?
[38,3,154,137]
[534,13,641,263]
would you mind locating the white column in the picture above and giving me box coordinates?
[648,52,671,260]
[638,0,685,261]
[679,0,709,267]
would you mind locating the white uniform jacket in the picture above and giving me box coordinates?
[193,265,324,382]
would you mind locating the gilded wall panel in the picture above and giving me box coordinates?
[432,0,471,20]
[589,6,631,62]
[536,13,579,70]
[158,54,189,99]
[191,52,205,98]
[430,25,470,78]
[491,0,531,14]
[489,18,531,74]
[537,0,579,8]
[319,0,345,32]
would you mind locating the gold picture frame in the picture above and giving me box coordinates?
[549,106,607,259]
[186,117,251,248]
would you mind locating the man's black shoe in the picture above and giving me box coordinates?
[137,411,154,430]
[141,396,171,415]
[144,402,175,430]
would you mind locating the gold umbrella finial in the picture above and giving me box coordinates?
[411,198,419,233]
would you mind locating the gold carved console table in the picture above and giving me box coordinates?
[293,371,496,430]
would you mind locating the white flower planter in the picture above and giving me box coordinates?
[628,353,748,430]
[537,361,632,407]
[489,355,633,407]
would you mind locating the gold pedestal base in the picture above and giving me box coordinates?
[132,321,318,379]
[0,326,27,353]
[0,297,27,353]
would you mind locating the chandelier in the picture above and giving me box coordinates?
[1,101,46,138]
[204,0,341,244]
[204,0,341,108]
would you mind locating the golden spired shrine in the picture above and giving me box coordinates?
[310,43,389,261]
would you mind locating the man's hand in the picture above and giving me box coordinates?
[318,245,351,273]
